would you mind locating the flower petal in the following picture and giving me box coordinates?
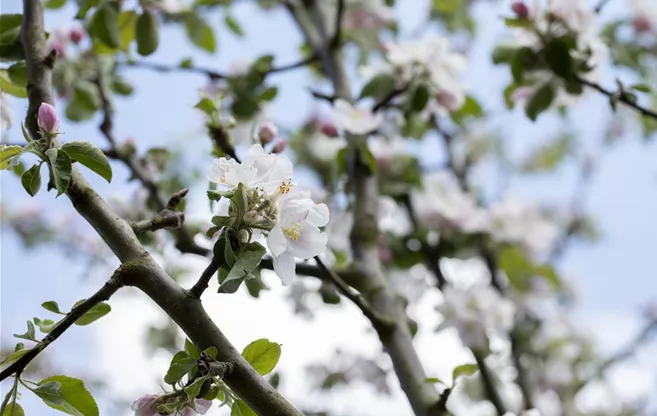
[273,252,296,285]
[267,225,287,257]
[287,221,328,259]
[307,203,329,227]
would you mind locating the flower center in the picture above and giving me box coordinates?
[283,222,303,241]
[279,180,293,195]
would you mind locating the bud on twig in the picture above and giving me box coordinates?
[511,1,529,18]
[273,140,287,154]
[257,121,278,144]
[38,103,60,135]
[69,26,84,44]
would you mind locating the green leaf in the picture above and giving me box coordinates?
[7,62,27,87]
[0,14,22,45]
[33,381,65,406]
[452,363,478,382]
[72,81,101,110]
[0,349,31,367]
[61,141,112,182]
[33,317,58,333]
[184,376,207,399]
[21,123,33,142]
[202,385,220,401]
[21,163,42,197]
[219,242,266,294]
[259,86,278,102]
[631,83,651,93]
[136,9,159,56]
[185,339,200,359]
[45,0,67,9]
[180,58,193,68]
[433,0,460,13]
[110,77,134,95]
[14,321,37,342]
[451,95,483,124]
[0,69,27,98]
[241,338,281,376]
[504,17,532,29]
[184,14,216,53]
[231,400,257,416]
[45,149,72,197]
[224,14,244,37]
[544,38,574,79]
[359,73,396,102]
[408,83,430,112]
[424,377,444,384]
[89,3,121,49]
[42,301,66,315]
[525,83,555,121]
[511,47,534,84]
[521,134,572,173]
[492,45,517,64]
[194,96,217,117]
[202,346,218,359]
[74,302,111,326]
[65,99,96,122]
[164,351,197,385]
[360,142,377,173]
[37,376,99,416]
[0,145,23,170]
[1,401,24,416]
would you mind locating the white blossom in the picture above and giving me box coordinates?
[267,193,330,284]
[307,132,347,163]
[488,196,560,256]
[333,99,383,134]
[411,171,489,234]
[0,92,13,133]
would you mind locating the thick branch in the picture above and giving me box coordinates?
[0,269,125,382]
[288,3,441,415]
[20,2,302,414]
[576,75,657,120]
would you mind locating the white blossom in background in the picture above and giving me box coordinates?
[378,196,412,237]
[325,209,353,254]
[488,196,560,257]
[229,106,273,147]
[0,92,14,133]
[411,171,489,234]
[333,99,383,134]
[368,135,407,166]
[630,0,657,31]
[388,264,432,306]
[207,144,329,284]
[307,131,347,163]
[503,409,542,416]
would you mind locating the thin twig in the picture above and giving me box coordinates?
[0,270,125,382]
[131,189,189,233]
[314,256,395,331]
[372,85,411,113]
[576,75,657,120]
[189,258,220,298]
[330,0,346,49]
[472,351,507,416]
[594,0,613,13]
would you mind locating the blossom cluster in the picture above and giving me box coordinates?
[207,143,329,284]
[131,394,211,416]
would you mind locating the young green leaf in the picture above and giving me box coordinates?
[7,62,27,87]
[164,351,197,385]
[37,376,99,416]
[13,321,37,342]
[45,148,72,197]
[0,349,31,367]
[241,339,281,376]
[525,82,555,121]
[74,302,111,326]
[184,376,207,399]
[184,14,216,53]
[32,381,65,406]
[231,400,257,416]
[0,145,23,170]
[33,318,58,334]
[61,141,112,182]
[424,377,445,385]
[0,69,27,98]
[218,241,266,293]
[185,339,200,359]
[194,96,217,117]
[42,301,66,315]
[544,38,574,79]
[259,86,278,102]
[224,14,244,37]
[0,14,22,45]
[136,9,159,56]
[452,363,478,383]
[45,0,67,9]
[21,163,42,197]
[1,401,25,416]
[359,73,396,101]
[89,3,120,49]
[202,346,218,359]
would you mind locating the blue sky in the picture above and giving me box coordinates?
[1,0,657,414]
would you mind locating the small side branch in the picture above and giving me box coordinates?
[0,269,126,382]
[576,75,657,120]
[189,258,219,298]
[473,351,507,416]
[314,256,396,332]
[131,189,189,234]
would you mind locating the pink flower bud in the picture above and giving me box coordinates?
[273,140,287,154]
[511,1,529,18]
[257,121,278,144]
[69,26,84,44]
[48,39,65,58]
[37,103,60,134]
[633,16,652,33]
[130,394,158,416]
[319,120,338,137]
[435,91,460,112]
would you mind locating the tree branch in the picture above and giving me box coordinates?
[576,75,657,120]
[20,2,303,414]
[189,258,219,298]
[314,256,395,331]
[287,3,442,415]
[472,351,507,416]
[131,188,188,233]
[0,267,126,382]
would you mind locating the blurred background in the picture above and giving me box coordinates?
[1,0,657,415]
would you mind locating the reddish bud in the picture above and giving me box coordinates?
[511,1,529,18]
[257,121,278,144]
[48,39,65,58]
[37,103,60,134]
[633,16,652,33]
[69,26,84,44]
[273,140,287,154]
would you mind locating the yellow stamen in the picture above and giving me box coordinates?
[283,222,303,241]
